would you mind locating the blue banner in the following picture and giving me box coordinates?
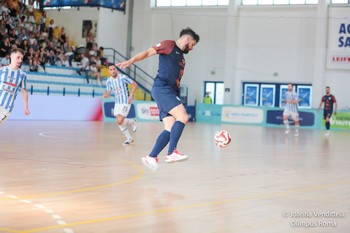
[102,100,135,122]
[43,0,126,12]
[266,109,316,127]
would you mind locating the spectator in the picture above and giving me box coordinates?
[85,31,94,50]
[0,36,12,58]
[18,28,29,43]
[24,46,35,66]
[0,19,9,39]
[77,53,90,83]
[0,52,11,67]
[58,27,67,48]
[18,15,26,28]
[38,46,47,71]
[9,28,18,44]
[39,11,47,32]
[97,46,108,66]
[41,27,48,42]
[26,0,36,24]
[19,39,29,54]
[203,92,213,104]
[88,61,102,85]
[1,2,11,16]
[48,19,56,41]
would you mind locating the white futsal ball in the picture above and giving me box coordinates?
[214,130,231,148]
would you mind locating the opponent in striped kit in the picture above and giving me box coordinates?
[117,28,200,172]
[102,64,138,145]
[0,48,30,125]
[283,83,299,136]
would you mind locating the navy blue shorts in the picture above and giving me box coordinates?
[323,110,333,119]
[152,85,182,121]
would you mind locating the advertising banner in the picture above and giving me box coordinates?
[327,7,350,69]
[328,112,350,130]
[266,109,316,127]
[43,0,126,12]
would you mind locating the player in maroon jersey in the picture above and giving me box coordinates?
[318,86,337,136]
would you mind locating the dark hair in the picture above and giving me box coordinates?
[180,27,200,43]
[11,48,25,56]
[326,86,330,89]
[108,63,116,68]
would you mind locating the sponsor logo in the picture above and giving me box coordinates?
[5,82,18,88]
[149,106,159,116]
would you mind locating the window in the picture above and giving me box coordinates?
[242,0,317,5]
[242,82,312,108]
[204,81,224,104]
[155,0,229,7]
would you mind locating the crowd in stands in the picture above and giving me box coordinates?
[0,0,107,85]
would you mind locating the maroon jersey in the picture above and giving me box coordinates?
[321,94,336,111]
[152,40,185,92]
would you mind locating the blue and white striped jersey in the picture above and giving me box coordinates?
[284,91,298,113]
[0,66,27,112]
[106,74,134,104]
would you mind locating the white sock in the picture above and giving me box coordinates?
[119,121,132,140]
[283,120,289,129]
[125,118,133,126]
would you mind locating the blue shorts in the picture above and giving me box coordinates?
[323,110,333,119]
[152,85,182,121]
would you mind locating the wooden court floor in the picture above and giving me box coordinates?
[0,121,349,233]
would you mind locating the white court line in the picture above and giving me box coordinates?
[1,190,75,233]
[38,131,89,142]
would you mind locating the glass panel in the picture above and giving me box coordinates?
[259,0,274,5]
[242,0,258,5]
[273,0,289,4]
[331,0,348,3]
[218,0,230,5]
[290,0,305,4]
[205,82,215,103]
[202,0,218,5]
[215,83,225,104]
[305,0,318,3]
[172,0,186,6]
[156,0,171,6]
[187,0,202,5]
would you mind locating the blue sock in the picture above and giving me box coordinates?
[326,122,330,130]
[149,130,170,157]
[168,121,185,155]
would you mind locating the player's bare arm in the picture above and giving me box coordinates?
[103,90,111,98]
[116,47,157,69]
[128,82,138,104]
[21,88,30,116]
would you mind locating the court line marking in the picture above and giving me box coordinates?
[1,180,349,233]
[38,131,90,142]
[0,193,74,233]
[0,161,144,201]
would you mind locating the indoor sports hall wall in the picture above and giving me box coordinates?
[45,1,350,111]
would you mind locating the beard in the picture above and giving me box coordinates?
[183,44,190,54]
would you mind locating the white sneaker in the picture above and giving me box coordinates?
[132,119,137,132]
[165,150,189,163]
[141,156,159,172]
[122,139,134,146]
[325,130,330,136]
[285,128,290,134]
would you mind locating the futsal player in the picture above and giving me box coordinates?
[102,64,138,145]
[318,86,337,136]
[0,48,30,125]
[283,83,299,136]
[117,27,200,171]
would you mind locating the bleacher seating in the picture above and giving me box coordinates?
[24,65,106,97]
